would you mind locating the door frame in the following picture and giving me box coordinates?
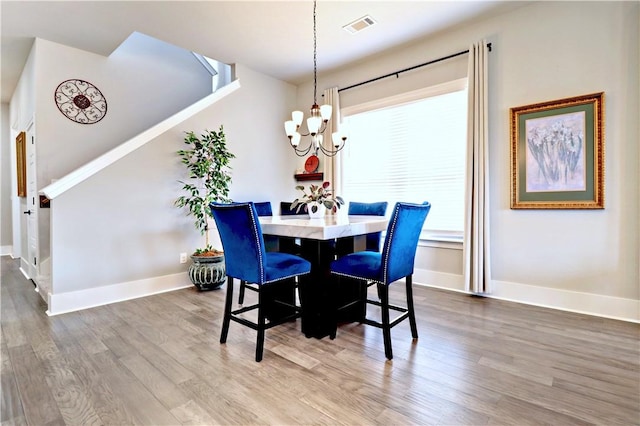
[21,119,38,281]
[27,121,38,278]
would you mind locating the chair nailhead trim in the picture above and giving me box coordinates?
[381,204,400,284]
[331,271,384,285]
[247,207,266,283]
[262,271,310,285]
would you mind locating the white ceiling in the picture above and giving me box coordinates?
[0,0,525,103]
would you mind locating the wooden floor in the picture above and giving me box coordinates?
[1,256,639,426]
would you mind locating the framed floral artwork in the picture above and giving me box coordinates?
[510,92,604,209]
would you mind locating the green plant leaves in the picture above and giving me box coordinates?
[175,125,235,245]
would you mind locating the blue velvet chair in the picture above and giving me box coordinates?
[349,201,388,251]
[238,201,273,305]
[278,201,305,254]
[280,201,306,216]
[253,201,273,217]
[330,201,431,360]
[336,201,388,258]
[210,202,311,362]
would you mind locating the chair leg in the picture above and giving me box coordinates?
[359,279,368,323]
[405,275,418,339]
[378,283,393,360]
[255,288,266,362]
[329,276,339,340]
[220,276,234,344]
[238,280,246,304]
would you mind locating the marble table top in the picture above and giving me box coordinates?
[259,215,388,241]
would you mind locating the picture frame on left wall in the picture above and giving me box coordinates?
[16,131,26,197]
[510,92,604,209]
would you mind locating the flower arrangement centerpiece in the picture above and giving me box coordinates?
[291,181,344,218]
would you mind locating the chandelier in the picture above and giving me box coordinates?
[284,0,347,157]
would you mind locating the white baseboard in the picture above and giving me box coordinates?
[414,269,465,293]
[46,273,194,316]
[413,268,639,323]
[0,246,12,256]
[18,257,30,280]
[489,279,640,323]
[43,267,639,323]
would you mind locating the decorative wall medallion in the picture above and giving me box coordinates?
[54,79,107,124]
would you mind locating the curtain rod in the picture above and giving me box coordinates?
[338,43,492,93]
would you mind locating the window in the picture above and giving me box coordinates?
[340,79,467,240]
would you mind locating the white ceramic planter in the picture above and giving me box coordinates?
[307,201,326,219]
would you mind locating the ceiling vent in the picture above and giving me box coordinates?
[343,15,377,34]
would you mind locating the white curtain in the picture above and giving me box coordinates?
[463,40,492,294]
[322,87,342,193]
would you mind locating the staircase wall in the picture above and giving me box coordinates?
[35,34,213,190]
[47,64,299,315]
[7,33,302,314]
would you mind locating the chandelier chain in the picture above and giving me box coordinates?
[284,0,347,157]
[313,0,317,105]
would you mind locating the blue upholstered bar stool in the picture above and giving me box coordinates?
[348,201,388,251]
[210,202,311,362]
[278,201,306,255]
[238,201,273,305]
[330,201,431,360]
[253,201,273,216]
[336,201,388,258]
[280,201,298,216]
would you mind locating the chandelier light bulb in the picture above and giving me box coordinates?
[307,116,321,135]
[284,120,296,137]
[320,104,332,121]
[292,111,304,126]
[291,132,301,147]
[331,132,341,148]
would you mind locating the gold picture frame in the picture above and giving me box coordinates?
[16,131,26,198]
[510,92,604,209]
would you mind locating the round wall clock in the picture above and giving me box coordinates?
[54,79,107,124]
[304,155,319,173]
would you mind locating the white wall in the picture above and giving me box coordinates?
[4,22,303,313]
[298,1,639,320]
[0,103,12,254]
[8,43,36,262]
[6,33,212,275]
[7,1,637,320]
[34,35,212,189]
[50,64,297,299]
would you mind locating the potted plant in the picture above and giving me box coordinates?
[175,125,235,290]
[291,181,344,218]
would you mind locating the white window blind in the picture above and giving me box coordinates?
[340,79,467,237]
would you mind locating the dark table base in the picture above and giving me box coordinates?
[297,239,365,339]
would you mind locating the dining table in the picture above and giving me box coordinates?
[259,214,388,338]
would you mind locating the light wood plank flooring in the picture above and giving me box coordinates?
[1,256,638,425]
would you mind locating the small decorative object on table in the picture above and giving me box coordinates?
[291,181,344,219]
